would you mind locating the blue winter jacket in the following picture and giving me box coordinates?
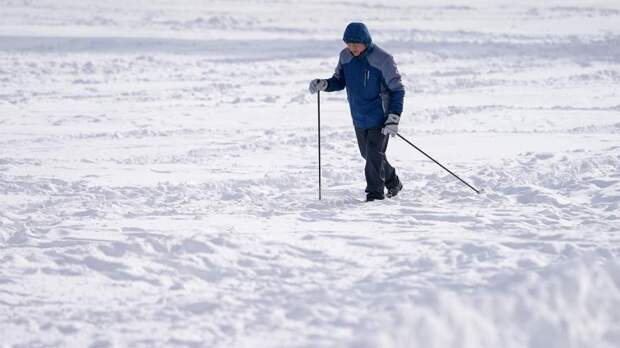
[325,23,405,129]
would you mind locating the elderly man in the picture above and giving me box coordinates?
[309,22,405,202]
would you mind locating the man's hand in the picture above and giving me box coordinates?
[381,113,400,137]
[309,79,327,94]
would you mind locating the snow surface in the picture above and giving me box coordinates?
[1,1,620,347]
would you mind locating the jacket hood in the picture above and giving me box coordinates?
[343,22,372,46]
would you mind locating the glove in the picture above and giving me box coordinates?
[382,113,400,137]
[309,79,327,94]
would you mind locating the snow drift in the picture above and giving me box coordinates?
[352,257,620,348]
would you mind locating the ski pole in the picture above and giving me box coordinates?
[317,91,322,200]
[396,133,481,194]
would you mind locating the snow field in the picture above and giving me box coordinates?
[1,1,620,347]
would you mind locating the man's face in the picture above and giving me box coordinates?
[346,42,367,57]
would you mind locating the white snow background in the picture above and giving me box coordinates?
[1,0,620,347]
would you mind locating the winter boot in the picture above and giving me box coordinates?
[386,182,403,198]
[365,194,385,202]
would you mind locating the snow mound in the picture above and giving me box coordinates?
[351,257,620,348]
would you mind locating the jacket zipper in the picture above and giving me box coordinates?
[364,69,369,87]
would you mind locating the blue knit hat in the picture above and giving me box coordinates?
[343,22,372,45]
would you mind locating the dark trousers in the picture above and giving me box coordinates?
[354,127,399,198]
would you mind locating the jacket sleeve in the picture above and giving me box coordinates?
[325,59,346,92]
[380,55,405,115]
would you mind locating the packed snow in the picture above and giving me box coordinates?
[1,1,619,347]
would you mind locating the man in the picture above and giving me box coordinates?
[309,22,405,202]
